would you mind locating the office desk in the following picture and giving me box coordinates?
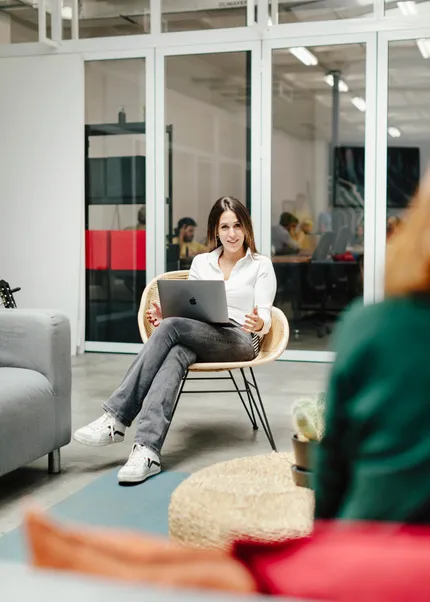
[271,255,311,264]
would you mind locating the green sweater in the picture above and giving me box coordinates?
[314,296,430,524]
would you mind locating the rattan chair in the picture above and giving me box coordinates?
[138,271,290,452]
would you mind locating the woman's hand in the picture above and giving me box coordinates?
[146,302,162,327]
[242,306,264,334]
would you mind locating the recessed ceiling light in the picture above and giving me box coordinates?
[417,39,430,59]
[351,96,366,112]
[324,74,349,92]
[289,47,318,67]
[388,126,401,138]
[397,1,417,15]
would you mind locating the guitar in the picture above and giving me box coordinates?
[0,280,20,308]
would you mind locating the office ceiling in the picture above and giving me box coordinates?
[1,1,430,143]
[0,0,394,35]
[168,42,430,144]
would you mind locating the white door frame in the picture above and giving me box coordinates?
[83,48,156,354]
[154,40,263,276]
[262,32,378,363]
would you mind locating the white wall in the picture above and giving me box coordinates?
[0,54,84,355]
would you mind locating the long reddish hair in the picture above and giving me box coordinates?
[385,172,430,296]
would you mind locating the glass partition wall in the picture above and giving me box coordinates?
[83,34,377,358]
[267,41,369,353]
[75,0,427,360]
[163,50,251,272]
[375,29,430,302]
[85,57,153,349]
[2,2,429,359]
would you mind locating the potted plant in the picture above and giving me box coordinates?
[291,392,325,489]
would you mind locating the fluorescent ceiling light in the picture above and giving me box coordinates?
[289,47,318,67]
[324,74,349,92]
[388,127,401,138]
[61,6,73,20]
[397,1,417,14]
[417,39,430,59]
[351,96,366,112]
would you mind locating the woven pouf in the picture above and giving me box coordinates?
[169,452,314,550]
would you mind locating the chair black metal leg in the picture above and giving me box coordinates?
[248,368,278,452]
[229,370,258,430]
[171,369,189,421]
[245,386,276,451]
[239,368,258,430]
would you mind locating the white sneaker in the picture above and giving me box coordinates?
[117,444,161,484]
[73,412,126,447]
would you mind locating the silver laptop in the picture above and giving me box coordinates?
[157,280,230,325]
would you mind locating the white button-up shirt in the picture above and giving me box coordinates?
[188,247,277,335]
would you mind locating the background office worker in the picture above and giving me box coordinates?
[271,212,300,255]
[74,196,277,485]
[172,216,207,258]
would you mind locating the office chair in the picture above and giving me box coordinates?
[332,225,351,255]
[291,232,335,340]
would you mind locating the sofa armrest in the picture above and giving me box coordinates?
[0,310,71,446]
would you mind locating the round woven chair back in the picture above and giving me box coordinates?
[137,271,289,364]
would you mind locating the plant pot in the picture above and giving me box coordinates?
[291,464,313,489]
[292,434,317,472]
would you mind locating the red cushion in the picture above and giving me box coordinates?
[85,230,109,270]
[234,521,430,601]
[110,230,146,271]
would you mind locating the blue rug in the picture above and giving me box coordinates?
[0,469,188,563]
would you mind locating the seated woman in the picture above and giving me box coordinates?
[74,196,277,484]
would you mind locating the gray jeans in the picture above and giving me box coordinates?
[103,317,256,456]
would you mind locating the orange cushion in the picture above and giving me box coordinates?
[25,511,256,594]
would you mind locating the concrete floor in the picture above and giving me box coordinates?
[0,353,330,537]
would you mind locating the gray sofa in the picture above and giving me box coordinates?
[0,310,71,477]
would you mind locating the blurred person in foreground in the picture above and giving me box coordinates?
[315,171,430,523]
[25,174,430,599]
[386,214,402,241]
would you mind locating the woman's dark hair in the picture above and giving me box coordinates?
[207,196,258,254]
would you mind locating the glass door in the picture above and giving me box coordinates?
[84,52,155,352]
[155,42,262,276]
[262,33,377,361]
[376,29,430,302]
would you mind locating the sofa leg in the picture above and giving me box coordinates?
[48,449,61,474]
